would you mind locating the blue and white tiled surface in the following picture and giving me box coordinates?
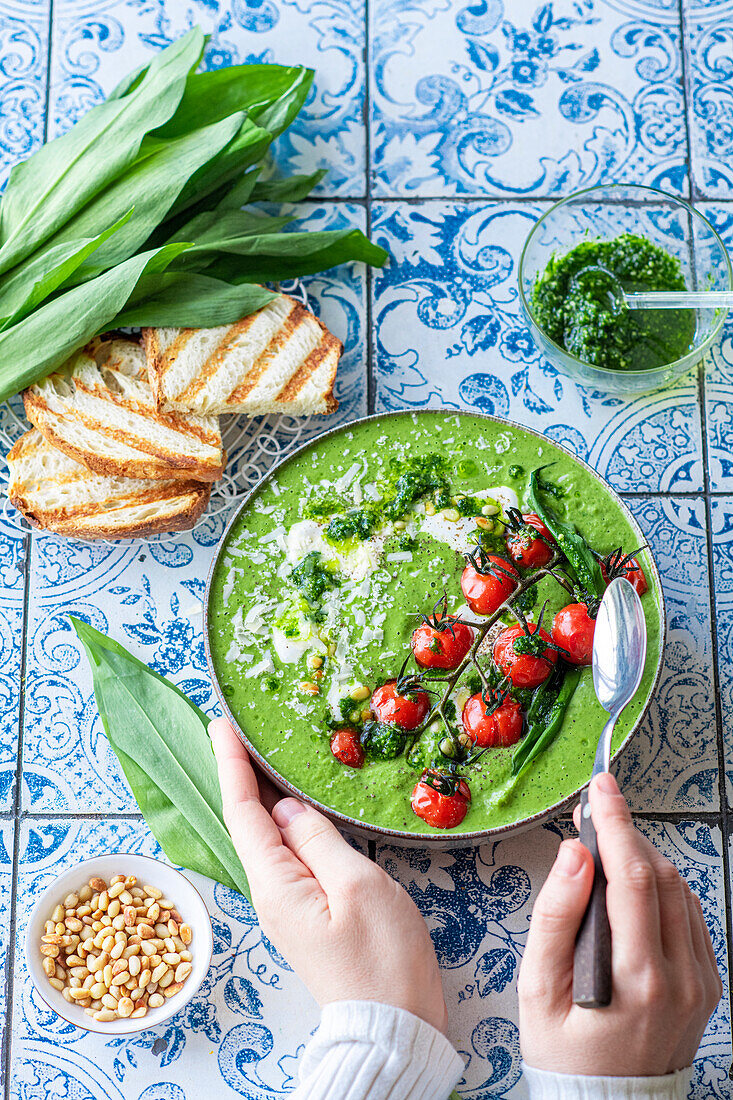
[1,0,733,1096]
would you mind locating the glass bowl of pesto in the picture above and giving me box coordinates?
[519,184,731,394]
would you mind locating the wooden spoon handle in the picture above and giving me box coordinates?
[572,787,612,1007]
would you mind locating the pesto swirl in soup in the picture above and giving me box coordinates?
[207,412,662,835]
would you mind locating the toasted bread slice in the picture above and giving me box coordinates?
[142,294,342,417]
[23,338,225,482]
[7,429,210,540]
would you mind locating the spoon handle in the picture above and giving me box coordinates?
[626,290,733,310]
[572,787,612,1007]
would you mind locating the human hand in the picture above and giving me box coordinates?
[518,772,722,1076]
[209,718,448,1033]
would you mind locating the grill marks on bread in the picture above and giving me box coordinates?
[7,430,210,540]
[142,294,341,417]
[23,339,225,482]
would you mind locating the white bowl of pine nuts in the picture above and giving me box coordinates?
[25,853,213,1034]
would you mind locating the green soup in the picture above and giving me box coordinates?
[207,412,663,836]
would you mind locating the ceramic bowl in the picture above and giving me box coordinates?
[25,853,213,1035]
[519,183,731,394]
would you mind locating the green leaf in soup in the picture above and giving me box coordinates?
[71,617,250,898]
[0,208,134,330]
[54,111,245,279]
[111,273,277,328]
[0,28,203,275]
[250,170,325,204]
[0,242,188,404]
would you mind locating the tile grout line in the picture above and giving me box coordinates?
[677,0,699,204]
[364,0,375,428]
[3,531,31,1100]
[4,11,54,1091]
[697,330,733,1068]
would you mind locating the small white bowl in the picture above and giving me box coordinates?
[25,853,214,1035]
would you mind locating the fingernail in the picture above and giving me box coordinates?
[555,842,585,877]
[272,798,306,828]
[595,772,618,795]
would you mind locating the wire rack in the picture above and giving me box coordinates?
[0,280,325,543]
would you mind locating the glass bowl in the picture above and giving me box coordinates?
[518,184,732,395]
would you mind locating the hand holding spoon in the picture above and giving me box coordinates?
[572,577,647,1008]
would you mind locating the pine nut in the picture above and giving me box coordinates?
[40,872,193,1020]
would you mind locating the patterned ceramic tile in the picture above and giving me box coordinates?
[377,818,730,1099]
[371,200,704,493]
[0,0,50,185]
[616,496,718,811]
[698,204,733,490]
[11,818,321,1099]
[0,819,15,1068]
[19,214,367,814]
[683,0,733,197]
[48,0,365,196]
[710,497,733,805]
[0,514,25,810]
[370,0,687,198]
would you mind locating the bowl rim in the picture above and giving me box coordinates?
[518,182,732,380]
[25,852,214,1035]
[204,407,667,846]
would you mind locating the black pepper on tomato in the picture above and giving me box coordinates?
[371,680,430,730]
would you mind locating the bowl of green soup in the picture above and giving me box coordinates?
[205,410,666,846]
[519,184,731,394]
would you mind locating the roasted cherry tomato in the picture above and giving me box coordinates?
[552,603,595,666]
[371,680,430,730]
[506,513,555,569]
[460,555,519,616]
[330,728,365,769]
[601,555,648,596]
[461,690,523,748]
[493,624,557,688]
[411,770,471,829]
[411,619,474,669]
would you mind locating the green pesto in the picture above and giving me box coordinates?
[208,413,664,835]
[532,233,696,371]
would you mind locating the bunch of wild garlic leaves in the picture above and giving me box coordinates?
[0,27,386,404]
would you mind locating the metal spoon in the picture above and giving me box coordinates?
[572,577,647,1008]
[569,264,733,311]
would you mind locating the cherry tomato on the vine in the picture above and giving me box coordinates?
[460,555,519,616]
[493,624,557,688]
[329,728,365,769]
[461,691,523,748]
[552,603,595,666]
[601,555,648,597]
[411,770,471,829]
[411,619,473,669]
[371,680,430,731]
[506,513,555,569]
